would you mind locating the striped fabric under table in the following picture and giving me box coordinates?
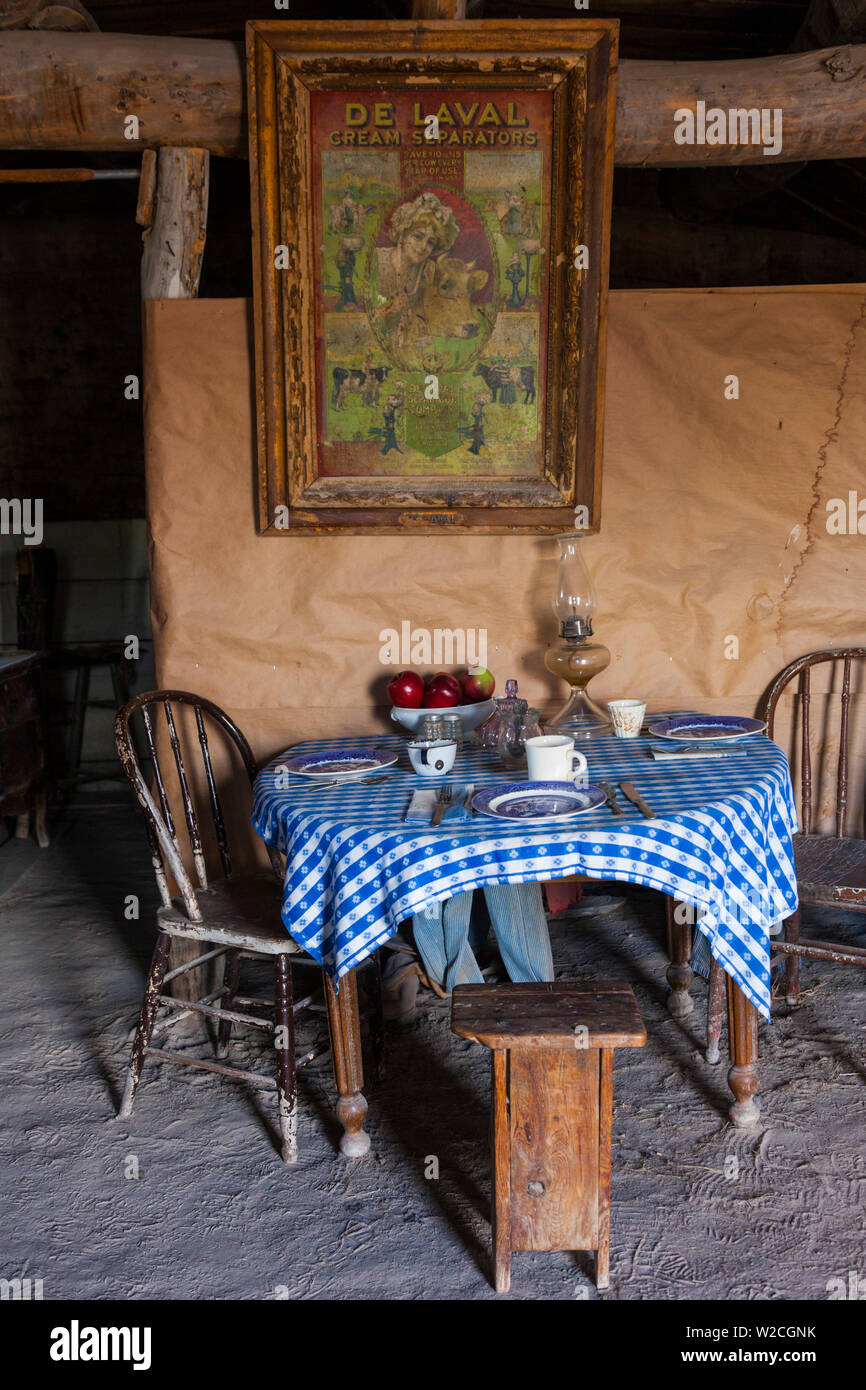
[252,721,799,1020]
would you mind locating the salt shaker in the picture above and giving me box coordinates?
[441,713,463,750]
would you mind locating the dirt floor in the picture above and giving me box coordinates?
[1,789,865,1301]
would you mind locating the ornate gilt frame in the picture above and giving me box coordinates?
[247,20,618,534]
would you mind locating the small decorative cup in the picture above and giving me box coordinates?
[408,738,457,778]
[607,700,647,739]
[525,735,588,785]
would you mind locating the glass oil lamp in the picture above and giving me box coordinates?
[544,536,611,739]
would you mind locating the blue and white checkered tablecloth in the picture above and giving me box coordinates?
[252,722,800,1020]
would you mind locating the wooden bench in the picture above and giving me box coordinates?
[451,981,645,1293]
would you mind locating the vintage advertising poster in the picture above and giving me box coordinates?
[310,89,553,479]
[247,21,618,531]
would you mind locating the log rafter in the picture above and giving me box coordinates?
[0,30,863,165]
[0,1,98,30]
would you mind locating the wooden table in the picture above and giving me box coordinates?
[252,730,797,1156]
[322,903,760,1158]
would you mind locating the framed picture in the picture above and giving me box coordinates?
[247,20,618,534]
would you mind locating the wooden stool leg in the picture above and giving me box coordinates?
[727,974,760,1127]
[664,895,694,1018]
[274,954,298,1164]
[492,1051,511,1293]
[784,907,801,1006]
[215,948,241,1059]
[118,932,172,1118]
[706,956,725,1064]
[596,1050,613,1290]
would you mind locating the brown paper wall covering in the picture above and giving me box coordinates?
[143,288,866,848]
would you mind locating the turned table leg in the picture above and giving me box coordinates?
[726,974,760,1127]
[706,956,725,1064]
[324,968,371,1158]
[664,895,694,1018]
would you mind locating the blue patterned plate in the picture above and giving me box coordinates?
[472,781,606,822]
[283,748,399,779]
[649,715,766,743]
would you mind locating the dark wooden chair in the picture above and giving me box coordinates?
[17,545,146,783]
[114,689,383,1163]
[0,649,49,847]
[707,648,866,1049]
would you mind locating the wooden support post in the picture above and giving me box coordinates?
[138,146,209,997]
[140,147,209,301]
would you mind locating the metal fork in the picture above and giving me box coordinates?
[431,783,453,827]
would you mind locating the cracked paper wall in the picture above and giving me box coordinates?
[143,287,866,857]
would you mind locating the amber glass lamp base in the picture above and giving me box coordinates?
[544,637,612,739]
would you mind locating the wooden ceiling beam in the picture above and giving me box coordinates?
[0,30,863,165]
[617,45,866,163]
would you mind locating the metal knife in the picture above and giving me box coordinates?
[312,773,390,791]
[461,783,476,818]
[600,781,625,816]
[619,781,656,819]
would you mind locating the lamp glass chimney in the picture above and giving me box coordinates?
[553,537,597,638]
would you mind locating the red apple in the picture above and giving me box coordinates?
[422,672,462,708]
[387,670,424,708]
[462,667,495,703]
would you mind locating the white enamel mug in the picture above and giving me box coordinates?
[408,738,457,778]
[525,735,588,785]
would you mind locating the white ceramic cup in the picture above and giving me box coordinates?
[408,738,457,778]
[525,735,588,784]
[607,699,647,739]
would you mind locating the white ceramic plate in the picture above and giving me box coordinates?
[283,748,398,779]
[648,715,766,744]
[472,781,606,823]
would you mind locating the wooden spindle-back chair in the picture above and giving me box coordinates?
[115,689,325,1163]
[707,650,866,1052]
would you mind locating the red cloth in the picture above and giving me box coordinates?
[543,881,583,915]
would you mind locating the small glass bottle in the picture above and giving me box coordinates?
[478,679,528,770]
